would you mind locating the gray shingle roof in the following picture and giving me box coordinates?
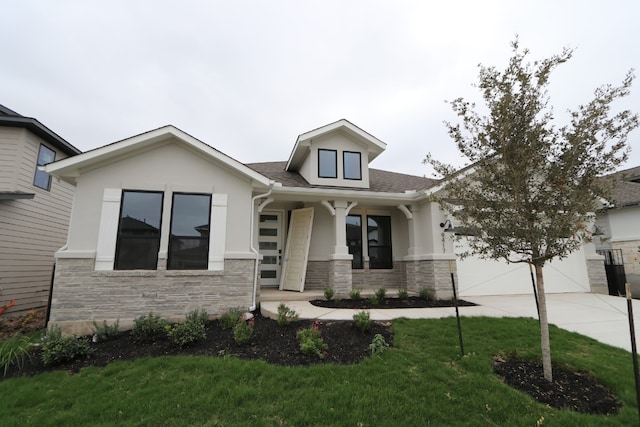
[246,161,438,193]
[608,165,640,207]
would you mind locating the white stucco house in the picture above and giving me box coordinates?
[595,165,640,293]
[44,120,607,334]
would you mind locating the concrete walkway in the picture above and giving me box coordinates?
[261,292,640,353]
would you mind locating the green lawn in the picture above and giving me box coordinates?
[0,316,637,426]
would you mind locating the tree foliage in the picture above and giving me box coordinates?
[427,38,638,381]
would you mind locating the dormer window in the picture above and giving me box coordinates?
[343,151,361,180]
[318,149,337,178]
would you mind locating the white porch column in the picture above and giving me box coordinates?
[329,200,352,295]
[332,200,350,256]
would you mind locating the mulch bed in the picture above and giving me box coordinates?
[310,296,476,309]
[0,307,623,415]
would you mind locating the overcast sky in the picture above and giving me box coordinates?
[2,1,638,177]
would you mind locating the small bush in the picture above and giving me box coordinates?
[324,287,335,301]
[369,334,389,356]
[349,289,362,301]
[419,288,435,301]
[92,319,120,342]
[41,326,92,367]
[233,318,254,345]
[219,308,243,330]
[167,309,209,348]
[353,311,371,332]
[397,288,409,300]
[277,303,298,327]
[1,334,34,375]
[375,287,386,304]
[132,313,167,343]
[297,321,328,358]
[367,295,378,305]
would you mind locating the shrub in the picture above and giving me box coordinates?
[324,287,335,301]
[277,303,298,327]
[233,318,254,345]
[41,326,92,367]
[92,319,120,342]
[1,334,34,375]
[353,311,371,332]
[167,309,209,348]
[349,289,362,301]
[419,288,435,302]
[367,295,378,305]
[397,288,409,300]
[297,321,328,358]
[369,334,389,356]
[132,312,167,343]
[219,308,243,330]
[375,287,386,304]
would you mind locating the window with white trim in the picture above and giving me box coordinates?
[168,193,211,270]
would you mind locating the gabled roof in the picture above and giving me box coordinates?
[247,161,437,193]
[285,119,386,172]
[0,104,81,156]
[45,125,272,187]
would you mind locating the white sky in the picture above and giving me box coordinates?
[2,0,639,177]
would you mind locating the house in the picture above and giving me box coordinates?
[44,120,607,334]
[595,165,640,294]
[0,105,81,316]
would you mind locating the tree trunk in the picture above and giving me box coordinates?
[535,263,553,382]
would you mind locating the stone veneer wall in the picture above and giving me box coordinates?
[304,261,330,290]
[328,260,352,295]
[50,257,255,335]
[403,259,456,299]
[352,261,404,290]
[585,257,609,295]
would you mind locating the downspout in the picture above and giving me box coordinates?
[249,182,274,311]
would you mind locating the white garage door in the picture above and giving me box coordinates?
[455,239,592,296]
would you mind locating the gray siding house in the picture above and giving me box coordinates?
[0,105,80,316]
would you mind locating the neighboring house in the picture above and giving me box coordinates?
[0,104,81,316]
[595,165,640,292]
[44,120,607,334]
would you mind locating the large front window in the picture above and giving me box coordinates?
[168,193,211,270]
[367,215,392,269]
[346,214,363,269]
[318,149,337,178]
[33,144,56,190]
[115,191,163,270]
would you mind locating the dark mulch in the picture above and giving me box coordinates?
[493,356,622,415]
[310,296,476,309]
[0,312,392,380]
[0,307,623,416]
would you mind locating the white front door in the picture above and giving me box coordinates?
[280,207,314,292]
[258,211,283,287]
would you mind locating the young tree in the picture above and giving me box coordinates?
[427,39,638,382]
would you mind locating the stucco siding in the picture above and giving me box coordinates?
[0,130,75,315]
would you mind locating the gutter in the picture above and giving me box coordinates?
[249,182,274,311]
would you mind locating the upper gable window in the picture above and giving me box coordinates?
[33,144,56,190]
[343,151,362,180]
[318,149,337,178]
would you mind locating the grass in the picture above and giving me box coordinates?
[1,317,638,426]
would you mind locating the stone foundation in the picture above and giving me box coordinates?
[403,258,457,299]
[328,259,352,295]
[585,255,608,295]
[50,257,255,335]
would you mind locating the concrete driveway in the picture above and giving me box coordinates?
[261,292,640,352]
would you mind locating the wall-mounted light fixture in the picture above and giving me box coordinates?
[439,219,477,237]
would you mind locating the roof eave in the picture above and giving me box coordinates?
[0,116,81,156]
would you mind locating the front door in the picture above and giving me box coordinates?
[280,207,314,292]
[258,212,283,287]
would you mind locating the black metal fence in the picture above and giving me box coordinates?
[597,249,627,296]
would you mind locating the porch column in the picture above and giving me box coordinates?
[329,200,352,295]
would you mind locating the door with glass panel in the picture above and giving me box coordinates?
[258,211,283,287]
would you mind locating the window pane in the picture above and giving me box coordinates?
[259,241,277,250]
[259,228,278,236]
[367,216,393,269]
[260,215,278,223]
[318,149,337,178]
[261,270,277,278]
[343,151,361,180]
[33,145,56,190]
[346,215,363,269]
[115,191,163,270]
[262,256,277,264]
[169,193,211,270]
